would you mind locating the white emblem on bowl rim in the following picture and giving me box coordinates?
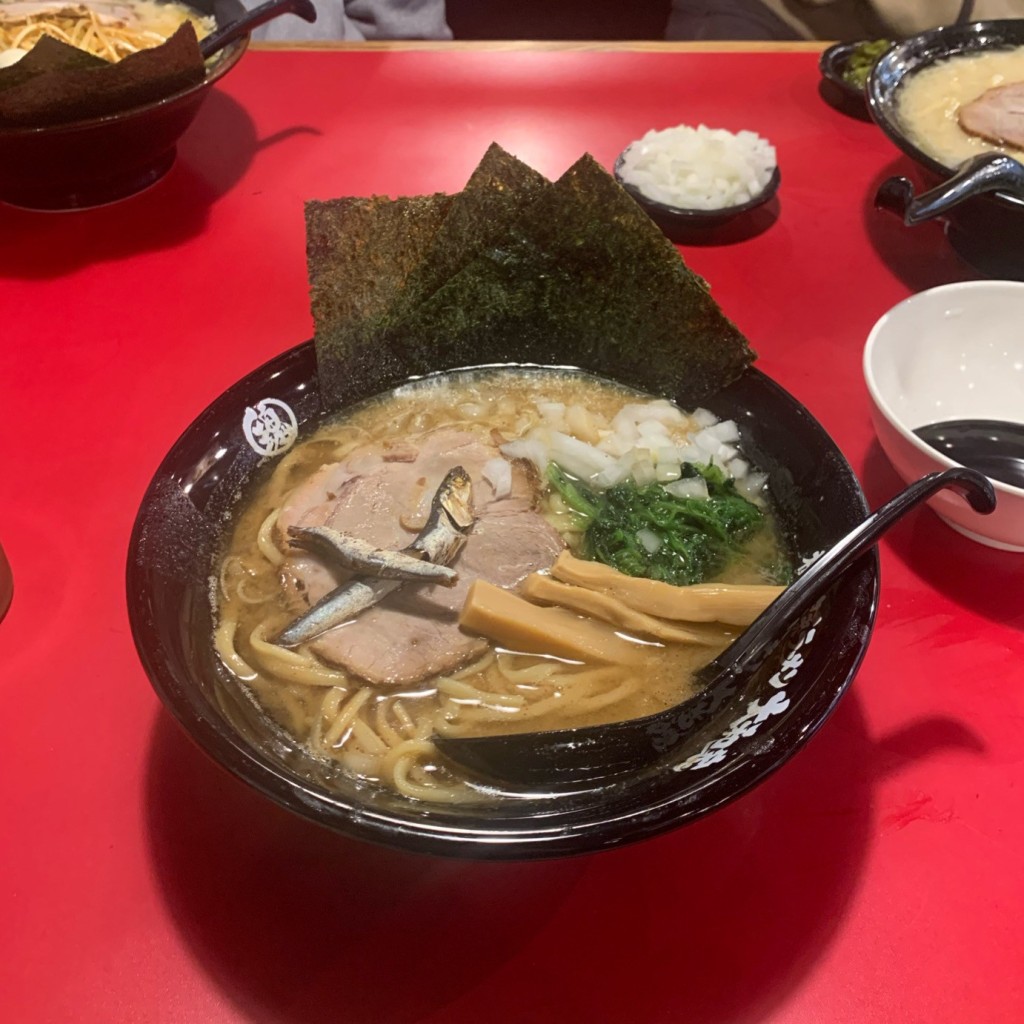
[676,611,822,772]
[243,398,298,457]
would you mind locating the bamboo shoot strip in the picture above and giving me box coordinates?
[550,551,782,626]
[459,579,645,665]
[521,573,732,645]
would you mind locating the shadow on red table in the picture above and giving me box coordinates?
[860,442,1024,631]
[0,91,318,280]
[145,673,983,1024]
[861,156,976,292]
[672,196,780,248]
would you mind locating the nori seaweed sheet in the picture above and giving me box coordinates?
[394,142,550,313]
[382,153,755,406]
[0,23,204,127]
[306,193,453,407]
[0,36,107,95]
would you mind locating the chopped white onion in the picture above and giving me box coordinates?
[664,477,709,500]
[637,529,663,554]
[736,471,768,500]
[618,124,777,211]
[482,457,512,499]
[632,460,657,486]
[548,430,616,481]
[702,419,740,443]
[500,438,547,472]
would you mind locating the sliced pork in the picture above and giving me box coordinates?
[278,428,565,686]
[958,82,1024,148]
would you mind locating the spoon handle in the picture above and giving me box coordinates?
[199,0,318,60]
[955,0,976,26]
[714,467,995,681]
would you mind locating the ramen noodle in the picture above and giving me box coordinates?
[214,368,790,804]
[0,1,213,64]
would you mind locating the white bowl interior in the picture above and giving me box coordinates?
[866,281,1024,430]
[863,281,1024,551]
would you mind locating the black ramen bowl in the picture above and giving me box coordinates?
[613,148,781,241]
[127,340,879,861]
[0,0,247,211]
[867,19,1024,276]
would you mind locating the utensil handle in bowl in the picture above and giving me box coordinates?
[200,0,318,60]
[954,0,976,26]
[876,153,1024,226]
[712,468,996,682]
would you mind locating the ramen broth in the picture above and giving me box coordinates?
[898,45,1024,168]
[214,368,789,803]
[0,2,214,65]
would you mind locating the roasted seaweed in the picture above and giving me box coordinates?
[309,147,756,411]
[306,192,453,403]
[0,24,205,127]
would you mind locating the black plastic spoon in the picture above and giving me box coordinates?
[434,468,996,788]
[199,0,318,60]
[914,419,1024,490]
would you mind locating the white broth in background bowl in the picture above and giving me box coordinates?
[897,44,1024,168]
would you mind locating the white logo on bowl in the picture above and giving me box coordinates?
[675,612,822,772]
[243,398,298,457]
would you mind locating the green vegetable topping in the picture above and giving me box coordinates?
[841,38,893,90]
[547,462,767,586]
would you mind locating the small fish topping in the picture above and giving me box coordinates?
[275,466,474,648]
[287,525,459,586]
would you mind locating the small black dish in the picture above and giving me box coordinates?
[867,19,1024,276]
[613,148,780,243]
[819,40,872,117]
[127,338,878,861]
[0,0,247,211]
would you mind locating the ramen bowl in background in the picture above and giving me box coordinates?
[867,19,1024,276]
[864,280,1024,551]
[127,337,879,861]
[0,0,247,210]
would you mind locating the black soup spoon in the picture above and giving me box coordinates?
[914,419,1024,490]
[199,0,318,60]
[433,467,996,788]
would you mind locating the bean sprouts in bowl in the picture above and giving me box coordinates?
[127,341,878,860]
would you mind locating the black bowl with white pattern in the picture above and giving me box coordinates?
[127,341,878,860]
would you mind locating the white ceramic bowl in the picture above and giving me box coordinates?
[864,280,1024,551]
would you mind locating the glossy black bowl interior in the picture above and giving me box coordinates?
[0,0,247,210]
[127,338,878,861]
[820,40,869,101]
[613,148,780,240]
[868,19,1024,195]
[819,39,890,120]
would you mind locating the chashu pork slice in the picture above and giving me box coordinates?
[958,82,1024,149]
[278,428,565,686]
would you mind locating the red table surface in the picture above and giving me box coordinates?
[2,48,1023,1024]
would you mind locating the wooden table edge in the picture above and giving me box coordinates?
[249,40,832,53]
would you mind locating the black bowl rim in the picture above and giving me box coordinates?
[867,18,1024,205]
[0,0,248,138]
[127,340,880,860]
[819,39,873,101]
[612,145,780,228]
